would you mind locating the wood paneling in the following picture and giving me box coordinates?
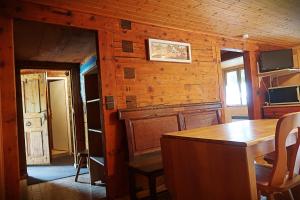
[97,30,128,198]
[0,1,287,199]
[23,0,300,47]
[0,16,20,200]
[0,90,5,200]
[114,37,222,107]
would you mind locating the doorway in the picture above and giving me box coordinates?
[19,69,83,184]
[14,19,105,192]
[221,49,249,122]
[48,78,72,158]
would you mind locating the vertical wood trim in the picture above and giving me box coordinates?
[214,45,225,123]
[0,16,20,200]
[70,67,86,153]
[293,47,300,68]
[0,90,5,200]
[98,30,128,198]
[292,48,299,68]
[244,51,262,119]
[15,68,27,179]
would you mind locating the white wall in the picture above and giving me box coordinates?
[224,106,249,123]
[221,56,244,69]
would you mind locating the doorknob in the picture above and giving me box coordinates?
[26,121,32,127]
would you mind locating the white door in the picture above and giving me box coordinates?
[49,80,70,152]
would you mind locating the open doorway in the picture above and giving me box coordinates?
[221,49,249,122]
[14,19,106,195]
[19,69,82,184]
[48,78,72,158]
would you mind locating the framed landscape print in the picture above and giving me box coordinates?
[148,38,192,63]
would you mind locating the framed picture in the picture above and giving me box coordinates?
[148,38,192,63]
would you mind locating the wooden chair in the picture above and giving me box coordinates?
[255,112,300,200]
[75,149,89,182]
[264,145,294,165]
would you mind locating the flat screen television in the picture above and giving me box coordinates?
[259,49,294,73]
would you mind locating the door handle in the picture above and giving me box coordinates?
[26,121,32,127]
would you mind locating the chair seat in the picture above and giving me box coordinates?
[256,164,300,192]
[264,145,294,164]
[78,149,89,157]
[256,164,273,186]
[128,151,163,175]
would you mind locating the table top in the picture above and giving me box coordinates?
[162,119,278,147]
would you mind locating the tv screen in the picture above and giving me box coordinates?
[268,86,299,104]
[259,49,294,73]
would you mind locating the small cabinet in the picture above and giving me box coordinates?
[263,105,300,119]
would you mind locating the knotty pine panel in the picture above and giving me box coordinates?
[113,27,221,108]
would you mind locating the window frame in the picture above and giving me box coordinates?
[223,65,247,106]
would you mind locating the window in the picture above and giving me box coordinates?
[225,68,247,106]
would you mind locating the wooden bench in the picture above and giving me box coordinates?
[119,102,222,199]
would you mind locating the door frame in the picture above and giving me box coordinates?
[47,77,74,156]
[219,48,261,120]
[16,61,85,178]
[0,90,5,200]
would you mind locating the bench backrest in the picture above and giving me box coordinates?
[119,102,222,160]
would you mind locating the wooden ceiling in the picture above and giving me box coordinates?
[14,19,97,63]
[24,0,300,47]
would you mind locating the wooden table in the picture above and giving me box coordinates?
[160,119,292,200]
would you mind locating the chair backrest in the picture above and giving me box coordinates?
[270,112,300,187]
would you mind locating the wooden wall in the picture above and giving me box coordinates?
[114,26,222,108]
[0,16,20,200]
[0,1,285,199]
[0,91,4,200]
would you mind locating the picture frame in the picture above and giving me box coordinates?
[148,38,192,63]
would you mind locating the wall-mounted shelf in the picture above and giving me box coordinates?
[258,68,300,78]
